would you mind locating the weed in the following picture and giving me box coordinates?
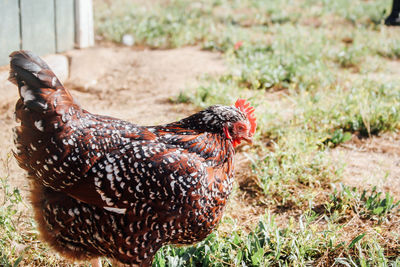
[334,47,362,68]
[328,184,400,223]
[377,39,400,60]
[318,0,391,26]
[170,91,192,104]
[155,210,400,266]
[322,129,352,148]
[360,187,400,221]
[95,0,216,48]
[0,154,26,267]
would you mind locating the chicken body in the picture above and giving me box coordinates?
[10,51,255,266]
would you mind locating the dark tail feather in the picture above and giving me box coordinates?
[9,50,63,90]
[8,50,73,112]
[10,51,78,172]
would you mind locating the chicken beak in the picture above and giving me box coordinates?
[242,136,253,145]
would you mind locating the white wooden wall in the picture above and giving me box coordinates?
[0,0,94,66]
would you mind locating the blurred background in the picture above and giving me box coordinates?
[1,0,400,266]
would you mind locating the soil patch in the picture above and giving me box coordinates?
[65,46,226,125]
[331,133,400,199]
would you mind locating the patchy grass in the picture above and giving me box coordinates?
[150,0,400,265]
[2,0,400,266]
[0,154,25,267]
[95,0,216,48]
[328,184,400,223]
[0,155,77,266]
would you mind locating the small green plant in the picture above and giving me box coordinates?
[0,155,25,267]
[360,186,400,220]
[95,0,216,48]
[319,0,389,26]
[322,129,352,147]
[170,91,192,104]
[154,214,329,266]
[328,184,400,223]
[334,47,362,68]
[377,40,400,60]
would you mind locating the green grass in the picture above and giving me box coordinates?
[95,0,217,48]
[142,0,400,265]
[328,184,400,223]
[2,0,400,266]
[153,196,399,266]
[0,155,80,266]
[0,154,25,267]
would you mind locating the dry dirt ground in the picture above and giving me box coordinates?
[331,133,400,198]
[0,45,399,229]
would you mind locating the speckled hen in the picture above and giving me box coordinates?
[9,50,256,267]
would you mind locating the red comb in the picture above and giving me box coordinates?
[235,99,257,136]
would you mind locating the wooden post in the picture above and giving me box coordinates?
[74,0,94,48]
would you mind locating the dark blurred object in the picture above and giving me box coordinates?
[341,37,354,45]
[385,0,400,26]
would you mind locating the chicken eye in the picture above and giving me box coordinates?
[237,125,245,131]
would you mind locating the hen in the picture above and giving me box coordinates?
[9,51,256,266]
